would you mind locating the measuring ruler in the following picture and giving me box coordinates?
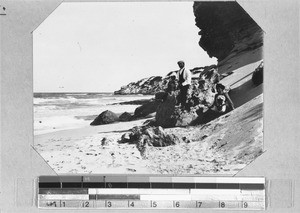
[38,175,265,209]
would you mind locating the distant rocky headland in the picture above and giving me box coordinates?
[114,65,216,95]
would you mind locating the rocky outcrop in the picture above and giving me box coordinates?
[193,2,263,61]
[114,76,166,95]
[133,100,160,118]
[143,118,157,127]
[155,81,217,128]
[119,112,132,121]
[171,108,199,127]
[155,91,167,101]
[90,110,118,126]
[114,65,216,95]
[252,61,263,86]
[155,94,177,127]
[120,126,180,157]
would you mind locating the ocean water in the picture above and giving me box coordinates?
[34,93,153,135]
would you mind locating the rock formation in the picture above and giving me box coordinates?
[155,94,177,127]
[252,61,263,86]
[155,82,217,128]
[119,112,132,121]
[193,1,263,61]
[120,126,180,158]
[114,76,166,95]
[90,110,119,126]
[114,65,216,95]
[133,100,160,118]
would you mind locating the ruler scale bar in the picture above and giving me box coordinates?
[128,182,151,188]
[105,182,127,188]
[173,183,195,188]
[38,176,265,209]
[83,182,105,188]
[89,188,190,194]
[62,182,83,188]
[39,188,88,194]
[151,182,173,188]
[39,182,264,190]
[39,176,265,183]
[39,194,89,200]
[39,182,61,188]
[38,200,265,209]
[96,194,140,199]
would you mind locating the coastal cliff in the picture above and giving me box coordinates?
[115,2,263,95]
[193,1,263,62]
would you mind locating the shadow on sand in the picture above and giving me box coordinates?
[230,79,263,108]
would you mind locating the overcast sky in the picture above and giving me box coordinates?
[33,2,217,93]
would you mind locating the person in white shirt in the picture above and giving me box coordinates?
[177,60,192,108]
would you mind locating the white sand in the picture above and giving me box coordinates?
[34,118,153,174]
[34,93,263,175]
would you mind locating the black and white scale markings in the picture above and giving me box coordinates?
[38,175,265,209]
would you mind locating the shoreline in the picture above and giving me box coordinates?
[34,94,154,135]
[34,93,263,175]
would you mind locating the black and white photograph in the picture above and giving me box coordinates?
[33,1,264,175]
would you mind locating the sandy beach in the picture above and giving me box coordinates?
[34,89,263,175]
[34,118,153,174]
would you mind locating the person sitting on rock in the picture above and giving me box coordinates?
[166,72,178,95]
[200,67,221,93]
[212,83,235,113]
[197,79,216,107]
[176,60,192,109]
[200,67,220,83]
[160,73,178,103]
[196,83,234,123]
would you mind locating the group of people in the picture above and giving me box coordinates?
[166,60,235,115]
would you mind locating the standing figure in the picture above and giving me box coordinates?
[177,60,191,109]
